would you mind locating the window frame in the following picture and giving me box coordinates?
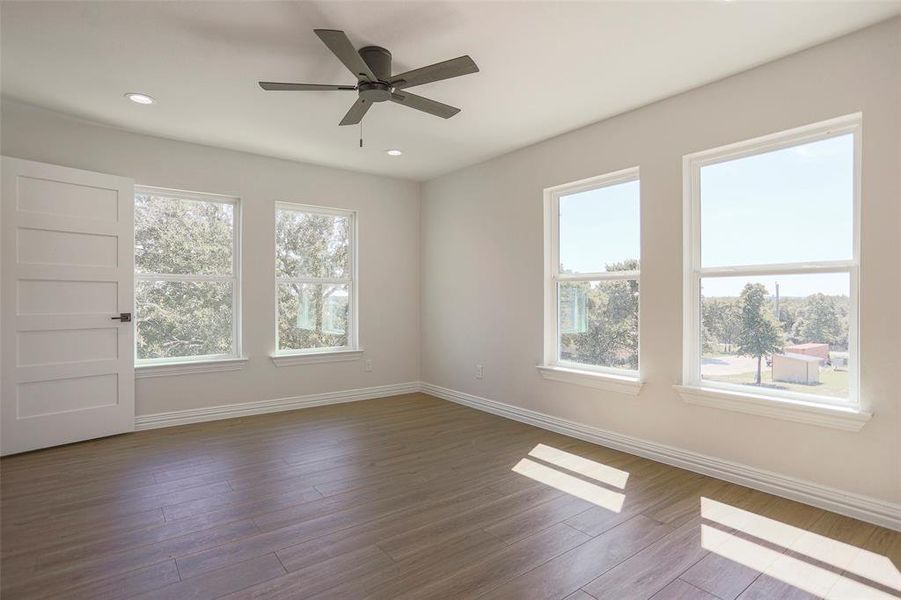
[681,114,862,409]
[542,167,641,382]
[273,201,359,357]
[133,185,243,367]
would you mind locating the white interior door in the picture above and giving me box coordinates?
[1,157,135,455]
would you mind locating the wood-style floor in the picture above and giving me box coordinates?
[1,393,898,600]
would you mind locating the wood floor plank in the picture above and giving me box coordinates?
[479,515,672,600]
[390,522,590,600]
[302,524,505,600]
[650,579,720,600]
[1,393,895,600]
[376,484,564,561]
[3,518,260,598]
[46,560,180,600]
[132,553,286,600]
[581,517,713,600]
[222,545,394,599]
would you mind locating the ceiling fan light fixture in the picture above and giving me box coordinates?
[386,149,403,156]
[125,92,154,105]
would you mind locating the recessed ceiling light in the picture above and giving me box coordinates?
[386,149,403,156]
[125,93,154,105]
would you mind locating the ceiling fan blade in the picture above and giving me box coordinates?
[259,82,356,91]
[314,29,377,82]
[389,56,478,90]
[339,97,372,126]
[390,91,460,119]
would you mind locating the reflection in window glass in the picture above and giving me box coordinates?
[278,283,349,351]
[559,279,639,371]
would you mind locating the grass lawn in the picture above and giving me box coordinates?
[704,367,849,398]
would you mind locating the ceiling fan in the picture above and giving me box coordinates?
[259,29,479,126]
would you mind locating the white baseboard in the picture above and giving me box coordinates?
[420,382,901,532]
[134,382,421,431]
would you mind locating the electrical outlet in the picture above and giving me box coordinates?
[363,359,373,372]
[475,364,484,379]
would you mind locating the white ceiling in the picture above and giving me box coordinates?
[2,2,899,181]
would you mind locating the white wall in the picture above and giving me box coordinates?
[1,99,421,416]
[421,19,901,503]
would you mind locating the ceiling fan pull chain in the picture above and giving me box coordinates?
[359,119,363,148]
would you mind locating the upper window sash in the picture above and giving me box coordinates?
[274,201,355,282]
[545,167,641,280]
[684,114,861,272]
[135,186,241,278]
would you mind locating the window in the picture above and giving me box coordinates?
[683,115,860,407]
[543,168,641,382]
[275,203,357,355]
[134,187,241,365]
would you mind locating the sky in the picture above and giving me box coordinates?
[559,133,853,297]
[559,179,640,273]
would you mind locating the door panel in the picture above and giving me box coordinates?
[2,156,135,455]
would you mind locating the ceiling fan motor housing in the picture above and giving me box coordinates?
[359,46,392,81]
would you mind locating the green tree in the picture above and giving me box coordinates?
[776,300,799,339]
[564,259,639,370]
[736,283,785,385]
[792,293,844,348]
[702,298,741,353]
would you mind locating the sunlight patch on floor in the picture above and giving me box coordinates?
[701,497,901,598]
[512,457,625,512]
[527,443,629,489]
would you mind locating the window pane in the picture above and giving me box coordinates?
[559,179,640,274]
[135,192,234,275]
[558,279,638,370]
[136,280,234,360]
[700,272,850,399]
[276,209,350,279]
[278,283,349,351]
[700,134,853,268]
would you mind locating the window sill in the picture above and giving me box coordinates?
[537,365,643,396]
[270,349,364,367]
[674,385,871,432]
[135,357,249,378]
